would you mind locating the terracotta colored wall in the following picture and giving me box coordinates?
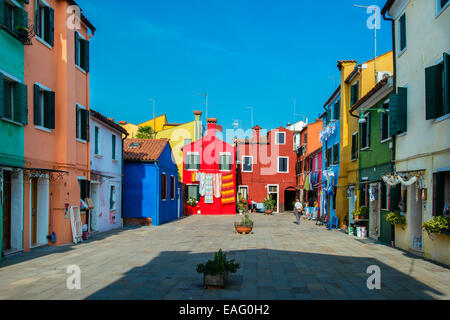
[23,0,91,249]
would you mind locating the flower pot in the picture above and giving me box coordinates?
[203,272,228,288]
[235,224,253,235]
[264,210,273,215]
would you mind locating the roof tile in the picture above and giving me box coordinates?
[124,139,169,162]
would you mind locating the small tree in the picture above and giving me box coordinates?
[135,126,155,139]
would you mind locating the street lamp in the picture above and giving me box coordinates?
[358,107,389,124]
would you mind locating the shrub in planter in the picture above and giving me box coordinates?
[235,213,253,234]
[187,197,198,207]
[196,249,240,288]
[354,206,367,220]
[423,216,450,235]
[386,210,406,226]
[263,197,275,214]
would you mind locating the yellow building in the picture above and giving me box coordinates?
[336,52,393,227]
[119,114,169,139]
[156,111,203,180]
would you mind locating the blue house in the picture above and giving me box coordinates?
[319,87,341,223]
[123,139,181,226]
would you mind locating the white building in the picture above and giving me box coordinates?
[382,0,450,265]
[287,119,308,151]
[89,110,128,233]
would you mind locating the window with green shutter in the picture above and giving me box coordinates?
[399,13,406,52]
[185,153,200,170]
[75,31,90,72]
[332,143,339,165]
[33,84,54,129]
[333,100,340,120]
[350,82,359,106]
[220,153,232,171]
[76,105,89,140]
[426,53,450,119]
[112,134,116,160]
[35,1,54,46]
[388,87,407,136]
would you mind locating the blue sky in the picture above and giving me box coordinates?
[77,0,392,133]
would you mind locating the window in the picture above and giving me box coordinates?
[34,84,55,129]
[380,183,388,210]
[350,81,359,106]
[76,104,89,140]
[278,157,288,173]
[360,184,367,207]
[326,148,332,167]
[75,31,89,72]
[389,87,408,135]
[238,186,248,201]
[433,171,449,216]
[94,126,100,155]
[380,103,390,141]
[332,144,339,165]
[0,1,29,38]
[187,185,199,201]
[242,156,253,172]
[360,113,370,149]
[112,134,116,160]
[184,139,192,146]
[398,13,406,53]
[276,132,286,145]
[171,176,176,200]
[333,100,340,120]
[304,132,307,144]
[425,53,449,119]
[185,153,200,170]
[161,174,167,200]
[332,187,337,210]
[351,132,358,160]
[219,153,232,171]
[109,185,116,211]
[78,179,90,202]
[35,0,54,46]
[436,0,449,16]
[1,77,28,124]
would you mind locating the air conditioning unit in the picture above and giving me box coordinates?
[377,71,392,83]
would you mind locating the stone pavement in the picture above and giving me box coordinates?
[0,212,449,300]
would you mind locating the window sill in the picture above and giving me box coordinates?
[0,117,23,127]
[435,3,449,19]
[76,65,87,75]
[434,113,450,123]
[397,132,407,137]
[398,47,407,58]
[380,138,392,144]
[94,154,103,159]
[241,170,253,173]
[360,147,370,152]
[35,125,52,133]
[35,36,53,50]
[112,159,118,163]
[76,138,87,144]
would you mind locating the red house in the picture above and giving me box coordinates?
[236,126,297,213]
[182,118,237,215]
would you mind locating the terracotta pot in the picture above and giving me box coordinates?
[235,225,253,234]
[204,272,228,288]
[264,210,273,215]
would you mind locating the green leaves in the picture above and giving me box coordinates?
[196,249,240,275]
[423,216,450,234]
[135,125,155,139]
[386,211,406,226]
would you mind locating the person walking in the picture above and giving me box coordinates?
[294,198,303,224]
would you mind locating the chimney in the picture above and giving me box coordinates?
[118,121,127,125]
[108,118,115,123]
[252,125,261,144]
[207,118,217,137]
[194,110,202,122]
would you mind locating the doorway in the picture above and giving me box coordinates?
[409,183,423,251]
[284,188,297,211]
[2,170,12,251]
[90,182,100,232]
[348,187,356,224]
[368,184,380,240]
[30,175,49,248]
[267,185,279,213]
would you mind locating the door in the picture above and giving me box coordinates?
[348,187,355,224]
[368,184,380,239]
[409,184,423,251]
[90,183,99,232]
[2,171,12,250]
[31,177,38,246]
[379,210,393,244]
[238,186,248,201]
[267,185,279,213]
[177,187,181,219]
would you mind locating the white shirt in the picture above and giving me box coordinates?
[294,202,303,211]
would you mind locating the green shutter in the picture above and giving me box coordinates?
[33,84,41,125]
[112,135,116,159]
[444,52,450,115]
[35,0,40,37]
[44,90,55,129]
[389,93,399,136]
[80,109,88,140]
[14,6,28,31]
[49,7,54,46]
[13,83,28,125]
[0,0,4,27]
[75,32,79,66]
[399,14,406,51]
[397,87,407,133]
[43,6,51,44]
[425,64,443,120]
[334,100,340,120]
[83,39,90,72]
[0,77,4,118]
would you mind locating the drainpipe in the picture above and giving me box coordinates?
[121,133,129,228]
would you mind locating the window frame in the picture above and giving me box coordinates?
[187,184,200,202]
[94,125,101,156]
[170,175,176,200]
[436,0,450,17]
[277,156,289,173]
[75,30,89,73]
[380,102,391,143]
[219,152,232,172]
[35,0,54,48]
[332,143,339,165]
[161,173,167,201]
[238,186,249,201]
[360,113,370,150]
[185,152,200,171]
[112,134,117,161]
[398,12,407,56]
[76,103,88,142]
[351,132,359,161]
[34,82,54,131]
[275,131,286,145]
[241,155,253,173]
[109,185,116,211]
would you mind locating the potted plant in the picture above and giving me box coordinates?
[354,206,367,220]
[263,197,275,215]
[423,216,450,235]
[234,213,253,234]
[196,249,240,289]
[343,215,349,229]
[237,194,247,215]
[386,210,406,226]
[187,197,199,215]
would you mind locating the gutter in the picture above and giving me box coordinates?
[121,132,129,229]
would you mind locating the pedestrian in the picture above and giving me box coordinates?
[294,198,303,224]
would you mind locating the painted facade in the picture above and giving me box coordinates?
[156,111,203,180]
[0,0,27,259]
[320,88,341,223]
[22,0,95,249]
[383,0,450,265]
[182,118,236,215]
[237,126,297,213]
[120,114,169,139]
[336,51,393,227]
[89,110,128,233]
[123,139,181,226]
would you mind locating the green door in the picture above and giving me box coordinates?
[379,210,393,244]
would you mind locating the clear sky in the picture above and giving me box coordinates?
[77,0,392,133]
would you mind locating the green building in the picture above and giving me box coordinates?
[0,0,29,260]
[350,77,395,245]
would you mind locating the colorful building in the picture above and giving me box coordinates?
[336,51,393,228]
[319,87,341,224]
[89,110,128,233]
[182,118,236,215]
[350,77,394,244]
[237,125,297,213]
[382,0,450,265]
[156,111,203,180]
[22,0,95,249]
[123,139,182,226]
[0,0,28,259]
[119,114,169,138]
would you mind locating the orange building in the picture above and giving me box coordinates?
[23,0,95,249]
